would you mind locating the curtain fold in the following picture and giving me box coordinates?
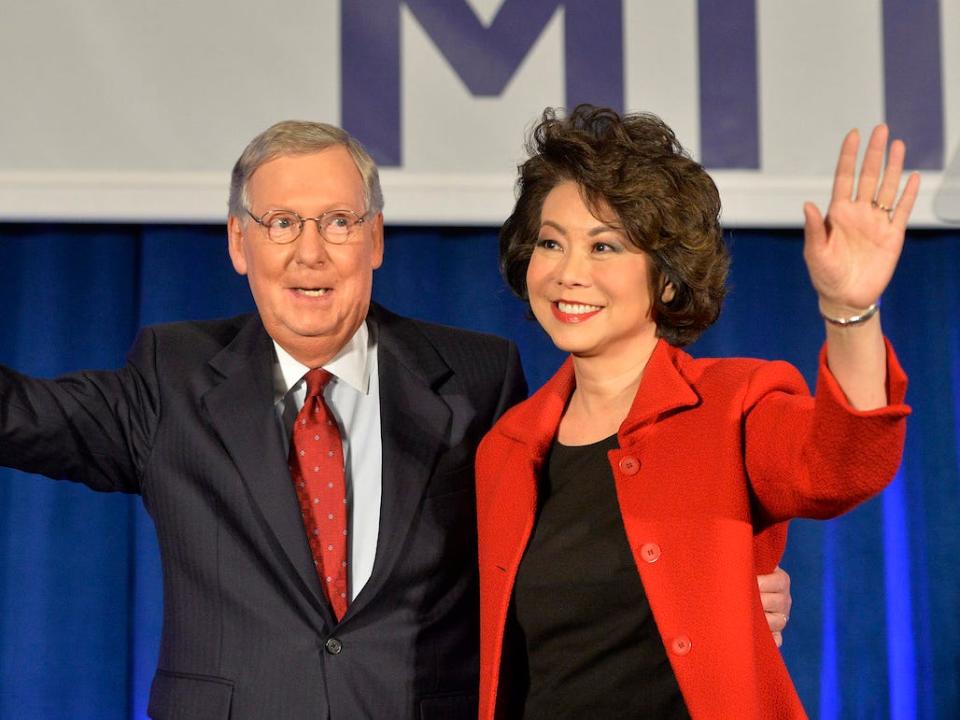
[0,224,957,719]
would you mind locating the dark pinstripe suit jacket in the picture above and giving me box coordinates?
[0,303,527,719]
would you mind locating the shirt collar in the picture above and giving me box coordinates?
[272,321,373,397]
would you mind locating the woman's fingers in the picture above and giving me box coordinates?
[892,171,922,230]
[855,124,889,203]
[875,138,906,208]
[832,129,860,203]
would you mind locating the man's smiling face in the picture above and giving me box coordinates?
[227,146,384,365]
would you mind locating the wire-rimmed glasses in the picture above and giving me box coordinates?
[245,208,368,244]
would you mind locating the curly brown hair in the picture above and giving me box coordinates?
[499,104,729,346]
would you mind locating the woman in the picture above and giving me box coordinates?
[475,106,916,719]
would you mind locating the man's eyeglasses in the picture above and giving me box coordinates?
[245,208,369,245]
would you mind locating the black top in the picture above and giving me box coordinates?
[507,434,689,719]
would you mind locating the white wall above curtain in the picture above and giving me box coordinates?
[0,0,958,226]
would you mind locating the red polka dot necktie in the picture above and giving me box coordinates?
[289,368,348,620]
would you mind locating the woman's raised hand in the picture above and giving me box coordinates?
[802,125,920,313]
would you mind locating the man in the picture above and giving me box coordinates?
[0,121,789,718]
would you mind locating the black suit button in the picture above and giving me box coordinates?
[325,637,343,655]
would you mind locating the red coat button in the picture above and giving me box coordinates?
[619,456,641,475]
[671,635,692,656]
[640,543,661,563]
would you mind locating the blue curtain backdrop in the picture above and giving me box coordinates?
[0,224,957,719]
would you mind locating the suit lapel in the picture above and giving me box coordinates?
[618,340,701,438]
[201,315,331,624]
[348,305,452,614]
[496,340,701,449]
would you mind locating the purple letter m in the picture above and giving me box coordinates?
[341,0,624,166]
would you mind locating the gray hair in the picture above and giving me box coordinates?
[228,120,384,219]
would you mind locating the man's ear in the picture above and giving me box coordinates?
[370,213,385,270]
[227,215,248,276]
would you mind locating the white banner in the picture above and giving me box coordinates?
[0,0,957,226]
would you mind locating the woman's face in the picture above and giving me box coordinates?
[526,181,659,359]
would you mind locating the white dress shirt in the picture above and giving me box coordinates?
[272,321,382,601]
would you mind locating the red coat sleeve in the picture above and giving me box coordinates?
[743,338,909,525]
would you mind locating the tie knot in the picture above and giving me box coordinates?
[303,368,333,399]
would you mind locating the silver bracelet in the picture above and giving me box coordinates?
[819,300,880,326]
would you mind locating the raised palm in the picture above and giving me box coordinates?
[803,125,921,310]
